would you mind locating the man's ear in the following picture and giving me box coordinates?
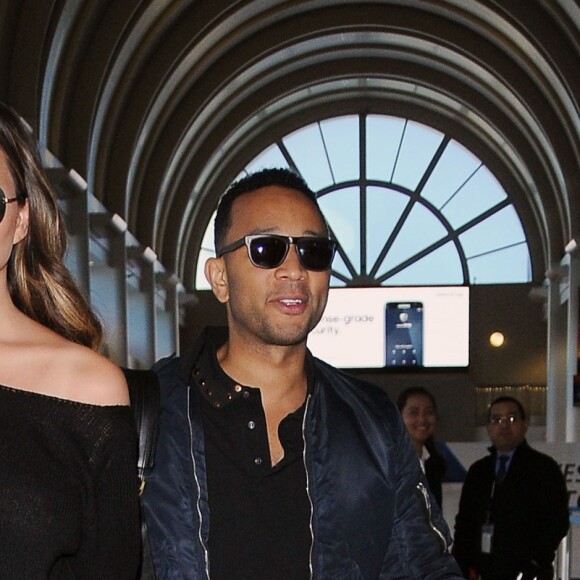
[13,199,29,245]
[205,257,229,303]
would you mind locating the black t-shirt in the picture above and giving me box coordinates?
[191,330,312,579]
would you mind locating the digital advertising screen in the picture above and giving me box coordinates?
[308,286,470,369]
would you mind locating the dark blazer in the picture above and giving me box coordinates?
[452,440,569,580]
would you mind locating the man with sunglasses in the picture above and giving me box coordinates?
[141,168,462,579]
[453,396,569,579]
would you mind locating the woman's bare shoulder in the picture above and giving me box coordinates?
[0,314,129,406]
[59,343,130,406]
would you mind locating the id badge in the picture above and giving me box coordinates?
[481,523,494,554]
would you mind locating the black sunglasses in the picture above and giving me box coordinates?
[217,234,336,271]
[0,187,22,224]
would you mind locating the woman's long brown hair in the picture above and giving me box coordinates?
[1,102,102,350]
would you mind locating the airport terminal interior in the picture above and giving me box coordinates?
[0,0,578,573]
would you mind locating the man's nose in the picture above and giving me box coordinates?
[276,244,306,279]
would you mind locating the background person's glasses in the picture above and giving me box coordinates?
[217,234,336,271]
[0,187,21,223]
[489,414,520,425]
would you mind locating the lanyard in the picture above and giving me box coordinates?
[485,478,498,524]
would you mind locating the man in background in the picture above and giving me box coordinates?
[453,396,569,579]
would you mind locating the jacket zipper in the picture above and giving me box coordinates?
[416,481,449,553]
[302,394,314,579]
[186,388,211,579]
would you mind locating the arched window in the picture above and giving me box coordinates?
[195,114,531,289]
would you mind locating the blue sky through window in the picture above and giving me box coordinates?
[195,114,530,290]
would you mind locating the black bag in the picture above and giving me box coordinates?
[124,368,160,580]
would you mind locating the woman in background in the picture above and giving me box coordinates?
[397,386,447,508]
[0,102,140,578]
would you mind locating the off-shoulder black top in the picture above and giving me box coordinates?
[0,384,140,578]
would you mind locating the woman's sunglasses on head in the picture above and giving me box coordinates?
[0,187,22,223]
[218,234,336,271]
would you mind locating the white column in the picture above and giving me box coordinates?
[565,246,580,441]
[546,263,570,442]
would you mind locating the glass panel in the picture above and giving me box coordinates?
[392,121,444,190]
[459,206,526,256]
[366,186,407,270]
[468,244,531,283]
[283,124,333,190]
[195,248,213,290]
[319,116,359,182]
[195,213,216,290]
[421,140,481,208]
[330,252,351,281]
[245,144,288,173]
[329,275,347,287]
[386,242,464,285]
[318,187,360,272]
[366,115,405,182]
[378,202,447,275]
[442,165,508,228]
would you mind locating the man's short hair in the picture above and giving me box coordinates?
[487,395,527,422]
[213,167,327,252]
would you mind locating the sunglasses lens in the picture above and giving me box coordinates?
[249,236,289,268]
[297,239,335,271]
[246,235,335,270]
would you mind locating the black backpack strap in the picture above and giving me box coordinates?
[123,367,160,580]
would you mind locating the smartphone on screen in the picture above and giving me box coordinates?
[385,302,423,367]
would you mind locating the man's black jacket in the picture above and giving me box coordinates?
[453,440,569,580]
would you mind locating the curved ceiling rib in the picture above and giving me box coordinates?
[0,0,576,289]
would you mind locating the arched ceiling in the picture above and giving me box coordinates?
[0,0,578,289]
